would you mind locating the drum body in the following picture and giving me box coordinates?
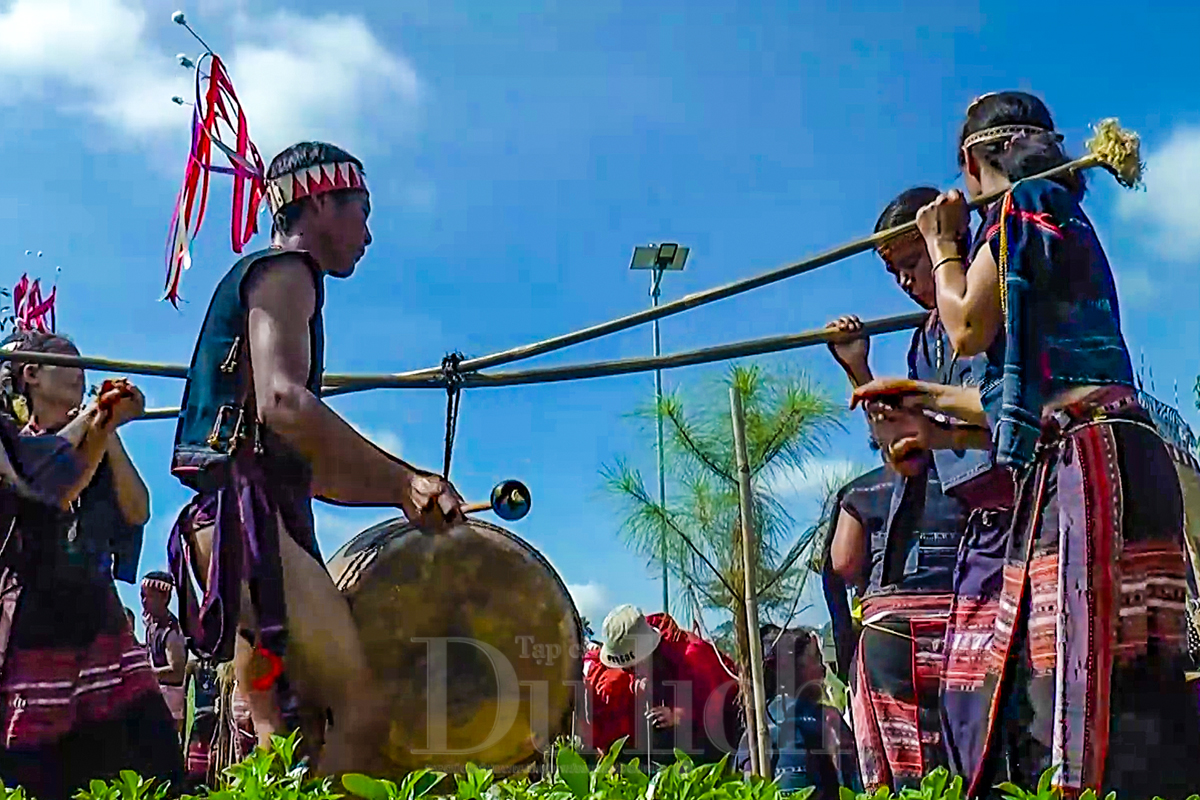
[326,517,583,776]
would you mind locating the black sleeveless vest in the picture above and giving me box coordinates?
[869,469,968,596]
[171,248,325,493]
[146,612,183,683]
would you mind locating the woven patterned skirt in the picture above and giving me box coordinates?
[850,592,953,792]
[0,571,184,800]
[945,398,1200,799]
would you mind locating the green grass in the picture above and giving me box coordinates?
[3,733,1196,800]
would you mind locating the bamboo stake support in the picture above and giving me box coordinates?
[730,385,772,780]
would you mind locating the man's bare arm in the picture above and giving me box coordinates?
[157,629,187,685]
[245,256,427,505]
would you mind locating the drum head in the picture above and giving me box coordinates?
[327,517,583,776]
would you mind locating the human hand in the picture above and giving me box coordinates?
[399,471,467,532]
[825,315,869,373]
[868,402,933,477]
[646,705,684,729]
[916,190,970,245]
[97,379,145,427]
[850,377,938,411]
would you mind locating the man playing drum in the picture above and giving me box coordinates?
[167,141,467,774]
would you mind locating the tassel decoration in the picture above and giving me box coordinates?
[164,52,267,307]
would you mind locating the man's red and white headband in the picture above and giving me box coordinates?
[265,161,368,216]
[142,577,173,593]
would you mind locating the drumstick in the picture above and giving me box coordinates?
[461,479,531,521]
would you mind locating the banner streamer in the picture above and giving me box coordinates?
[164,51,266,307]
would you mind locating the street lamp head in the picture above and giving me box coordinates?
[172,11,186,25]
[630,242,689,271]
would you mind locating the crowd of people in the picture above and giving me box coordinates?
[0,128,465,795]
[821,89,1200,800]
[0,88,1192,800]
[584,90,1200,800]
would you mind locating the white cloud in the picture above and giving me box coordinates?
[1112,268,1159,306]
[0,0,421,159]
[763,458,865,500]
[1115,125,1200,264]
[313,505,396,558]
[353,424,404,458]
[567,581,610,628]
[0,0,186,135]
[226,10,420,158]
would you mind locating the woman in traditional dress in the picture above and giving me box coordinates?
[855,91,1200,798]
[823,187,1009,793]
[0,330,184,800]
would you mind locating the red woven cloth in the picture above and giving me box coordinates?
[0,586,162,748]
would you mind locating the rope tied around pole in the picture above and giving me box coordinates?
[441,351,465,478]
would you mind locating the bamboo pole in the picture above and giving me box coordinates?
[734,609,761,778]
[0,311,925,391]
[730,385,772,780]
[324,311,928,391]
[0,349,189,379]
[101,312,930,421]
[363,120,1141,378]
[0,118,1139,392]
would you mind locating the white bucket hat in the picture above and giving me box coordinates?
[599,604,661,669]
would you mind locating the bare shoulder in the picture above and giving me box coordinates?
[242,251,318,314]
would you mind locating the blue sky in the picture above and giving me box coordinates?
[1,0,1198,638]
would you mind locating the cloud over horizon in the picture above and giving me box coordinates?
[0,0,421,160]
[1115,125,1200,267]
[763,457,867,501]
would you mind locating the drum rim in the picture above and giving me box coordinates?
[328,516,586,667]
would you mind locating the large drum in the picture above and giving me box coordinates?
[327,516,584,777]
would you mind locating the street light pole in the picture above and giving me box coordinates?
[631,243,689,615]
[651,268,668,615]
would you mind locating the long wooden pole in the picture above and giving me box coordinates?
[0,312,926,393]
[730,386,772,780]
[392,140,1133,376]
[40,312,927,422]
[0,125,1135,391]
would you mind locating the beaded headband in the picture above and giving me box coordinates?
[265,161,368,216]
[962,124,1059,150]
